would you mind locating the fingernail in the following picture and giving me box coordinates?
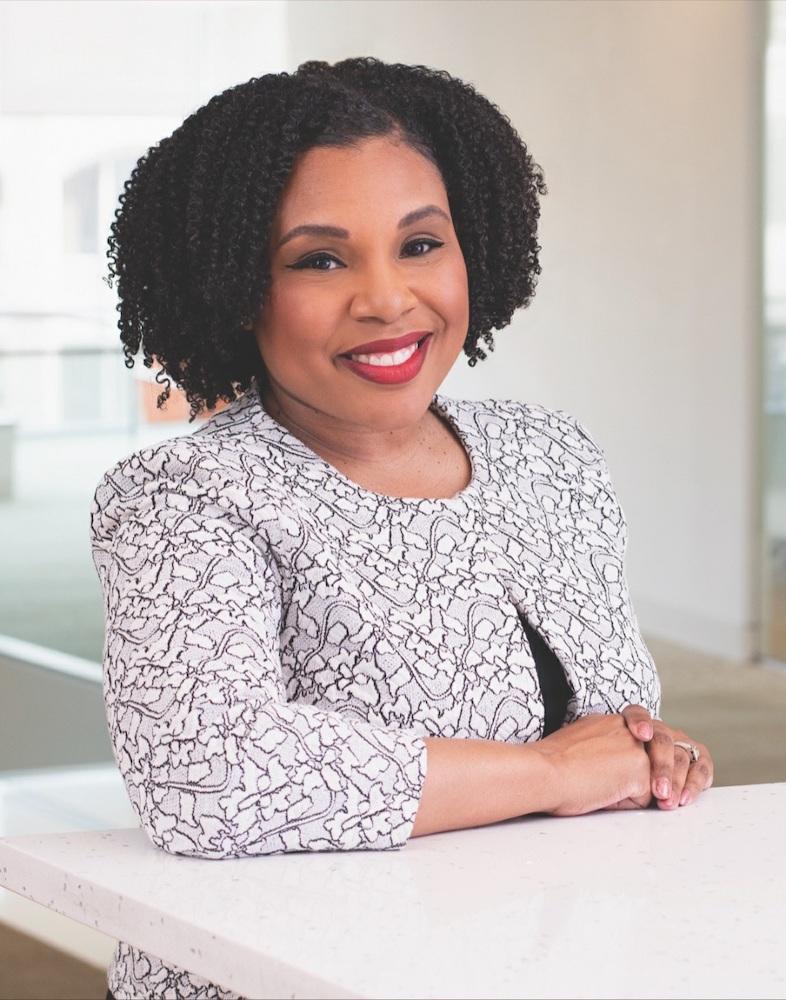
[657,778,670,799]
[639,725,653,740]
[680,789,692,806]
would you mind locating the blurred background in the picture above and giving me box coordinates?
[0,0,784,996]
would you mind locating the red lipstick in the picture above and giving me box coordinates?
[340,330,431,357]
[338,333,434,386]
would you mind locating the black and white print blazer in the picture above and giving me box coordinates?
[90,382,661,1000]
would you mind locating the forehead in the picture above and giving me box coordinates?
[273,137,448,228]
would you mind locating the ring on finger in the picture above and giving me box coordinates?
[673,740,701,763]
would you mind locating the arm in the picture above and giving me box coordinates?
[411,737,555,837]
[416,711,666,828]
[559,409,662,719]
[559,412,713,809]
[90,443,429,857]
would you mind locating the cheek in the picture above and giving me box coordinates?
[261,281,338,356]
[431,254,470,331]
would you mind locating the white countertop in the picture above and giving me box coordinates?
[1,782,784,999]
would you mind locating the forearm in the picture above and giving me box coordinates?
[410,736,554,838]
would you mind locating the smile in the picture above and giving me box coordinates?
[338,333,433,385]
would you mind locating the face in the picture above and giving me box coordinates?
[250,134,470,453]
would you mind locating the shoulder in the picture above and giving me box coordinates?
[89,430,250,553]
[91,432,225,503]
[453,395,607,468]
[90,390,278,526]
[472,396,627,546]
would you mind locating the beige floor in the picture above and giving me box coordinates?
[1,635,785,1000]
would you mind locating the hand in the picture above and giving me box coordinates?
[621,705,714,809]
[534,713,654,816]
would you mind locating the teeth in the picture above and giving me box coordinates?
[350,342,419,366]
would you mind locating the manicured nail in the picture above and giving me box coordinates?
[657,778,670,799]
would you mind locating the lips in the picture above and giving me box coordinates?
[339,330,433,385]
[340,330,432,357]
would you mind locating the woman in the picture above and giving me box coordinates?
[92,57,713,1000]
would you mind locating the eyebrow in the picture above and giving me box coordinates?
[275,204,451,250]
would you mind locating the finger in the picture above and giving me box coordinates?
[679,751,714,806]
[699,744,715,790]
[659,744,692,809]
[648,724,676,800]
[621,704,654,742]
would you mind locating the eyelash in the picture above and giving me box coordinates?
[288,238,445,271]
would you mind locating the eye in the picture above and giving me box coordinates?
[288,252,340,272]
[287,238,445,271]
[403,238,444,257]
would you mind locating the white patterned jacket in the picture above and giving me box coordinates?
[90,384,661,999]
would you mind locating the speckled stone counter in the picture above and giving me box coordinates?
[1,782,784,999]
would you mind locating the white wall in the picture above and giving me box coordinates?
[0,0,289,115]
[285,0,766,662]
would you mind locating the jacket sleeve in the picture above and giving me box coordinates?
[89,438,428,858]
[555,409,663,720]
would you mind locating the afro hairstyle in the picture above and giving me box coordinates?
[106,56,548,421]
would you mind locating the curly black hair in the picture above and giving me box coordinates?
[106,57,548,422]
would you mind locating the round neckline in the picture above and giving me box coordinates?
[249,381,483,507]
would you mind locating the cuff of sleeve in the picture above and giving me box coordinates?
[360,727,429,850]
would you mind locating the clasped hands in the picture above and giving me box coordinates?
[620,705,714,810]
[536,705,714,815]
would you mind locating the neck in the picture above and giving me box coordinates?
[256,379,436,472]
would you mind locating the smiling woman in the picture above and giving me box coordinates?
[94,56,712,1000]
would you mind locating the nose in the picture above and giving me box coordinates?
[347,255,419,324]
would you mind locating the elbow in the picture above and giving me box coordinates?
[134,778,418,858]
[135,783,282,859]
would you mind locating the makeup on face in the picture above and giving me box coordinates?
[338,332,434,385]
[251,138,469,460]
